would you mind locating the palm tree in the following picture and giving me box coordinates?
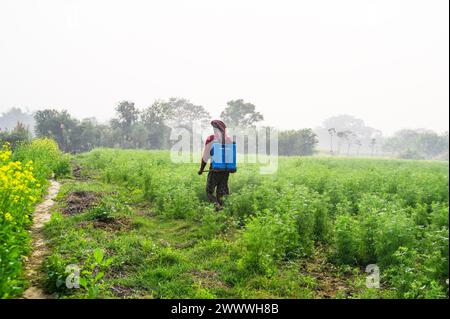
[346,132,356,156]
[370,138,376,156]
[355,139,362,156]
[337,130,351,155]
[328,128,336,154]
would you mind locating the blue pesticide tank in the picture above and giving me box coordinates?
[210,143,237,172]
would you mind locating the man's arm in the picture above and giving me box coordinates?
[198,159,207,175]
[198,137,213,175]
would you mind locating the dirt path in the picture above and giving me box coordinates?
[22,180,61,299]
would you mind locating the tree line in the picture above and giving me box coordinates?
[314,114,448,160]
[2,104,447,160]
[0,99,318,156]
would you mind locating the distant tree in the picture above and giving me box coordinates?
[355,139,362,156]
[0,122,32,148]
[112,101,140,147]
[115,101,140,128]
[322,115,365,132]
[130,123,148,149]
[97,124,115,148]
[220,99,263,128]
[417,131,448,158]
[163,98,210,131]
[370,138,376,156]
[70,118,105,152]
[34,109,78,152]
[0,107,35,132]
[314,114,382,155]
[439,131,449,160]
[399,148,425,160]
[141,101,173,149]
[336,130,351,155]
[346,132,357,156]
[328,128,336,154]
[382,129,449,160]
[382,137,400,156]
[278,129,318,156]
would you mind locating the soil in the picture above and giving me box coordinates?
[63,191,101,215]
[72,165,82,179]
[299,249,356,298]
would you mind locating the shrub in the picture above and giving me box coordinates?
[237,210,299,275]
[374,210,416,267]
[0,143,41,298]
[199,208,234,238]
[386,247,447,298]
[88,196,130,222]
[430,203,449,229]
[13,138,70,180]
[333,214,363,265]
[1,139,67,298]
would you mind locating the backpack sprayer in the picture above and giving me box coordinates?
[200,142,237,173]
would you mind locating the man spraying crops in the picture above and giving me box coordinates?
[198,120,236,210]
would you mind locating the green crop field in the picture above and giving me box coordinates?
[33,148,447,299]
[1,144,449,299]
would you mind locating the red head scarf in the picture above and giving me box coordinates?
[210,120,227,144]
[211,120,226,132]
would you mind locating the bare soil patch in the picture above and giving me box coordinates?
[111,285,136,298]
[63,191,102,215]
[72,164,82,179]
[299,249,356,298]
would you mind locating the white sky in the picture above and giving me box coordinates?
[0,0,448,135]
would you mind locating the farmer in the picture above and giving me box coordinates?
[198,120,233,210]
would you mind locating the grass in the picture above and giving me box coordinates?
[42,176,366,299]
[40,149,448,299]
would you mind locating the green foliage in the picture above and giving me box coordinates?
[43,249,113,299]
[278,129,318,156]
[334,214,363,265]
[54,154,71,178]
[48,149,449,299]
[430,203,449,229]
[1,138,66,298]
[42,253,73,295]
[88,196,130,222]
[199,208,235,238]
[79,248,113,299]
[386,247,448,298]
[0,122,32,149]
[220,99,263,128]
[383,129,449,160]
[373,210,416,266]
[13,138,70,179]
[34,109,79,153]
[237,210,299,276]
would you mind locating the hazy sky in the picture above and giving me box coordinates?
[0,0,448,135]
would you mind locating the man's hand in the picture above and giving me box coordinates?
[198,160,207,175]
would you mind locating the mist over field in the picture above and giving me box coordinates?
[0,0,448,135]
[0,0,449,161]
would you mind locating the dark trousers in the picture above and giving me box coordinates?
[206,171,230,205]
